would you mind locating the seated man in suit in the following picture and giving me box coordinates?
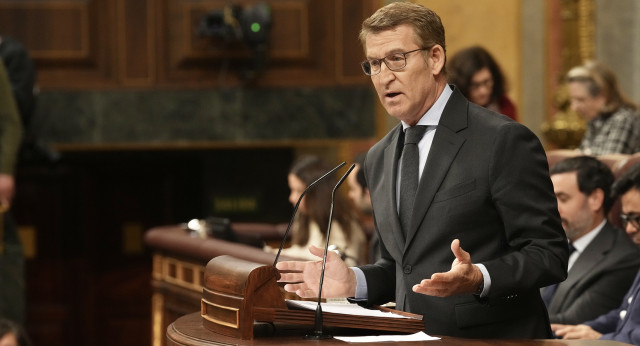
[552,163,640,344]
[546,156,640,325]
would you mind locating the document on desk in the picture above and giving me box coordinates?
[335,331,440,343]
[286,299,411,319]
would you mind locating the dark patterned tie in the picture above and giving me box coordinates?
[542,242,576,307]
[399,125,428,238]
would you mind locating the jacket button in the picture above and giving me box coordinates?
[403,265,412,274]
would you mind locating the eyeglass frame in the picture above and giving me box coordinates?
[620,212,640,229]
[469,76,494,91]
[360,47,429,76]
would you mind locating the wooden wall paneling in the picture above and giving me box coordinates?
[0,1,89,60]
[257,0,327,84]
[158,0,343,87]
[1,0,372,88]
[264,0,335,86]
[117,0,156,86]
[334,0,379,84]
[267,1,309,59]
[155,0,220,86]
[0,0,119,88]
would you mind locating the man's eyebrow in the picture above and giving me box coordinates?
[366,48,406,60]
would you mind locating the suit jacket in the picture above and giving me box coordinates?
[547,222,640,324]
[585,269,640,344]
[360,86,569,338]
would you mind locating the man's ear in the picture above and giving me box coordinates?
[588,188,606,213]
[429,45,445,75]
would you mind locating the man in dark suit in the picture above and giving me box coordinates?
[552,163,640,344]
[276,2,569,339]
[546,156,640,324]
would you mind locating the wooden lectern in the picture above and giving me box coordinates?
[169,255,633,345]
[200,255,425,340]
[200,255,287,339]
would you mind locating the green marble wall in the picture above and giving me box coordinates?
[31,86,376,145]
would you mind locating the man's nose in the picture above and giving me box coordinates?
[625,223,638,236]
[377,62,395,81]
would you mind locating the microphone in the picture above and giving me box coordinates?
[305,163,356,340]
[272,161,346,267]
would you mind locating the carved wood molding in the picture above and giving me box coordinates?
[0,1,91,60]
[0,0,377,88]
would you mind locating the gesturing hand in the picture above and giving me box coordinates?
[412,239,483,297]
[276,245,357,299]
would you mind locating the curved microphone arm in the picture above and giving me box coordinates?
[306,163,355,340]
[272,161,346,267]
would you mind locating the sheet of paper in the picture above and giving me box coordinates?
[334,331,440,343]
[286,299,410,319]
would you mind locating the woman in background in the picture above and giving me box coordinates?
[0,319,31,346]
[265,155,366,266]
[566,60,640,155]
[447,45,518,121]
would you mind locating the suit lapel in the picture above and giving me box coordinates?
[384,125,406,251]
[405,88,468,248]
[550,223,613,311]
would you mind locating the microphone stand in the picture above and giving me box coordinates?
[304,163,355,340]
[273,161,346,267]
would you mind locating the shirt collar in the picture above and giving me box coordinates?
[572,219,606,253]
[401,84,453,131]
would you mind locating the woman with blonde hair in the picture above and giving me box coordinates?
[567,60,640,155]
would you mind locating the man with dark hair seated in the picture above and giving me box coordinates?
[552,162,640,344]
[546,156,640,325]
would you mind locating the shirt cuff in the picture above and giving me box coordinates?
[475,263,491,297]
[350,267,368,300]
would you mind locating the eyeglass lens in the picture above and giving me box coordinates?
[621,213,640,228]
[362,54,406,75]
[361,48,425,76]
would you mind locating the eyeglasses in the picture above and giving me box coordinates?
[361,48,428,76]
[470,77,494,91]
[620,213,640,229]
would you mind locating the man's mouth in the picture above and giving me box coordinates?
[385,92,401,98]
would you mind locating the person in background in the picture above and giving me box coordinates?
[546,156,640,325]
[0,318,31,346]
[0,60,24,325]
[346,152,379,264]
[0,35,36,129]
[552,163,640,344]
[567,60,640,156]
[264,155,366,266]
[277,2,567,339]
[1,35,57,165]
[447,45,517,121]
